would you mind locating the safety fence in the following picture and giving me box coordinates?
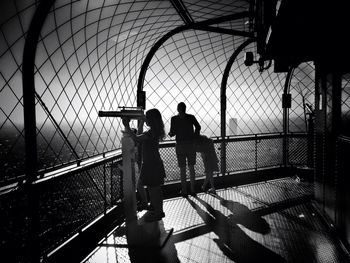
[161,133,308,182]
[0,154,123,261]
[0,133,308,261]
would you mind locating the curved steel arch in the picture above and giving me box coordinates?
[21,1,56,261]
[23,0,56,181]
[219,38,256,175]
[283,67,295,95]
[137,25,187,100]
[137,11,252,106]
[282,66,295,166]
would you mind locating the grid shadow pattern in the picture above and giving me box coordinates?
[0,133,308,260]
[84,178,350,263]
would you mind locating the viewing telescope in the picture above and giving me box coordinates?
[98,107,144,119]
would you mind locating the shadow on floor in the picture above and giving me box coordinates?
[106,219,180,263]
[171,196,286,262]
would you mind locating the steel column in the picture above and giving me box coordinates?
[282,67,294,167]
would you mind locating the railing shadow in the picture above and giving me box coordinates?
[173,196,286,262]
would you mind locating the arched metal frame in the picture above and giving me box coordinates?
[137,11,253,99]
[22,7,252,180]
[22,1,56,261]
[220,38,256,175]
[282,67,295,166]
[23,0,55,181]
[20,3,299,257]
[136,12,253,176]
[1,1,315,261]
[21,3,302,183]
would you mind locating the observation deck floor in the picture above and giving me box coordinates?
[83,177,350,263]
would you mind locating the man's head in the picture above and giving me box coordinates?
[177,102,186,115]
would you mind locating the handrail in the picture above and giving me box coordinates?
[0,149,122,194]
[338,135,350,143]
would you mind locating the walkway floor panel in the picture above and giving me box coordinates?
[84,178,350,263]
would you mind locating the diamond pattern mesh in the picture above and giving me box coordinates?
[341,74,350,136]
[289,62,315,133]
[257,138,283,168]
[37,160,123,254]
[1,1,310,182]
[184,0,250,22]
[0,0,36,182]
[1,0,183,180]
[227,43,286,135]
[0,157,123,258]
[34,0,182,172]
[288,136,308,165]
[226,139,256,171]
[145,31,248,137]
[0,1,320,260]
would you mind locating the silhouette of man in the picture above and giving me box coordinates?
[169,102,201,196]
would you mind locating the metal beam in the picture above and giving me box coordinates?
[169,0,194,24]
[195,11,251,27]
[192,25,253,38]
[137,11,252,98]
[282,67,295,166]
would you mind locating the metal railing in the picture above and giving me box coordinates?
[0,133,309,260]
[161,133,308,182]
[0,152,123,261]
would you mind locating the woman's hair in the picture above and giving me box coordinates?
[145,108,165,140]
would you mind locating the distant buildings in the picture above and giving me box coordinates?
[229,118,237,135]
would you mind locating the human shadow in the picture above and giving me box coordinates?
[110,221,180,263]
[183,197,286,263]
[212,194,270,235]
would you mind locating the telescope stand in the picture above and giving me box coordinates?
[120,132,173,248]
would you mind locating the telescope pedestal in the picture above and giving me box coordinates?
[121,132,172,248]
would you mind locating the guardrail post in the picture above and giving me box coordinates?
[103,163,107,213]
[255,135,258,170]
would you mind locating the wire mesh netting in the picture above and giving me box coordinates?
[0,0,319,260]
[145,30,242,137]
[0,157,123,260]
[341,73,350,136]
[0,0,314,183]
[37,159,123,254]
[0,0,36,182]
[289,62,315,133]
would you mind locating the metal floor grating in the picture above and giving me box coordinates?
[83,178,350,263]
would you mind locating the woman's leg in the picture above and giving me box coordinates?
[202,177,208,191]
[148,185,164,215]
[137,179,148,206]
[206,170,216,194]
[207,170,215,189]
